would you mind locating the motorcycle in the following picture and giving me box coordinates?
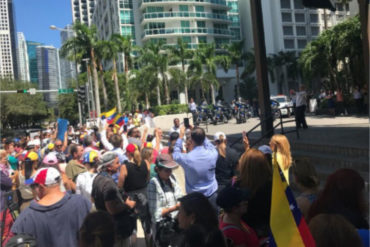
[212,105,228,125]
[235,102,247,124]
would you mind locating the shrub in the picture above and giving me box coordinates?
[153,104,189,116]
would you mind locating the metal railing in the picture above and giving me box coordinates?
[230,106,299,148]
[139,0,228,7]
[141,11,231,22]
[142,27,231,38]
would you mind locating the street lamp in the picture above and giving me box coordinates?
[50,24,82,126]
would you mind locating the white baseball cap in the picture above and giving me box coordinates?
[25,167,61,186]
[214,132,226,142]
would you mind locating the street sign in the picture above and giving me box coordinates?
[29,88,36,95]
[58,88,74,94]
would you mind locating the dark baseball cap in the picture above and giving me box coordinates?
[156,153,178,169]
[216,185,250,209]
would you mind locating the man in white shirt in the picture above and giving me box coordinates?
[295,85,308,129]
[189,98,197,125]
[169,118,180,135]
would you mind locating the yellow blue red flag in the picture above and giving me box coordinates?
[269,153,316,247]
[100,107,117,123]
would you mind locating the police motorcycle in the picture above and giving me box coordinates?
[195,101,213,125]
[234,99,247,124]
[212,101,228,125]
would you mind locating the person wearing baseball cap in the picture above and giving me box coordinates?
[75,151,99,201]
[217,185,259,247]
[10,167,91,247]
[213,132,241,192]
[147,154,183,246]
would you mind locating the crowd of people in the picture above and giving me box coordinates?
[0,116,369,247]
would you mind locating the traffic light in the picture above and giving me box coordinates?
[302,0,336,11]
[78,85,86,102]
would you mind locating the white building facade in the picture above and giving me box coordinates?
[16,32,30,82]
[36,46,62,106]
[239,0,354,96]
[70,0,96,26]
[0,0,17,79]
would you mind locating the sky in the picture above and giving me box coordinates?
[14,0,72,48]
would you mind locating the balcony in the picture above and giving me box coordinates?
[141,27,231,40]
[141,11,231,23]
[139,0,229,10]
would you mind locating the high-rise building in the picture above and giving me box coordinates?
[27,41,43,84]
[70,0,96,26]
[239,0,354,95]
[91,0,242,102]
[59,24,77,88]
[36,46,61,105]
[0,0,17,79]
[17,32,30,82]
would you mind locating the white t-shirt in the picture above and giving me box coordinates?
[76,171,97,201]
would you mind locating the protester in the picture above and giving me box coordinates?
[213,132,240,192]
[177,192,227,247]
[173,127,219,209]
[295,85,308,129]
[9,167,91,247]
[91,152,136,246]
[216,185,259,247]
[75,151,99,202]
[353,86,362,114]
[65,144,85,192]
[307,168,369,229]
[235,148,272,238]
[269,134,292,184]
[147,154,183,246]
[14,151,39,211]
[308,214,363,247]
[291,158,319,218]
[79,211,116,247]
[141,146,155,179]
[169,118,181,135]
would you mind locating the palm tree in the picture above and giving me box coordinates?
[94,40,109,111]
[168,67,187,101]
[170,38,193,104]
[221,40,246,98]
[60,22,101,116]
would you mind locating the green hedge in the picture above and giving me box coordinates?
[153,104,189,116]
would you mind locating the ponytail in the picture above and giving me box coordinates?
[24,159,34,179]
[217,135,226,158]
[133,149,142,166]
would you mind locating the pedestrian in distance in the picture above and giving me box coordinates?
[295,85,308,129]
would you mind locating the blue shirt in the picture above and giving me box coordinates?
[172,138,218,197]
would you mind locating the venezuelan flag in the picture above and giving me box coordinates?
[269,153,316,247]
[115,116,125,127]
[100,107,116,121]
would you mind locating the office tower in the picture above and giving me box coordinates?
[27,41,43,84]
[0,0,17,79]
[239,0,354,95]
[36,46,61,105]
[17,32,30,81]
[71,0,96,26]
[59,24,77,88]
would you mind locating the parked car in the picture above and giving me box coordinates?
[270,95,294,117]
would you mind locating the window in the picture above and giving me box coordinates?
[196,6,204,12]
[147,22,165,29]
[146,6,163,13]
[284,39,295,49]
[294,0,304,9]
[120,10,133,24]
[197,21,205,28]
[280,0,291,9]
[179,5,188,12]
[227,1,239,13]
[198,36,207,43]
[295,13,305,22]
[296,26,306,36]
[182,36,191,43]
[336,3,343,11]
[283,26,293,36]
[181,21,190,28]
[311,26,320,36]
[231,28,241,40]
[215,38,229,48]
[297,39,307,49]
[282,13,292,22]
[310,14,318,23]
[121,26,135,36]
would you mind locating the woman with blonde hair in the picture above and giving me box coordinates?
[141,146,155,179]
[235,148,272,238]
[269,134,292,184]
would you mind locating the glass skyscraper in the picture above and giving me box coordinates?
[27,41,43,84]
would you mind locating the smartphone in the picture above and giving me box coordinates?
[242,131,246,139]
[184,118,190,128]
[123,125,128,133]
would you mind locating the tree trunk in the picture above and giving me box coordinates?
[113,58,122,113]
[182,63,189,104]
[156,85,161,106]
[145,93,150,109]
[163,74,170,104]
[99,63,108,111]
[90,49,101,116]
[210,84,216,105]
[358,0,369,87]
[236,64,240,98]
